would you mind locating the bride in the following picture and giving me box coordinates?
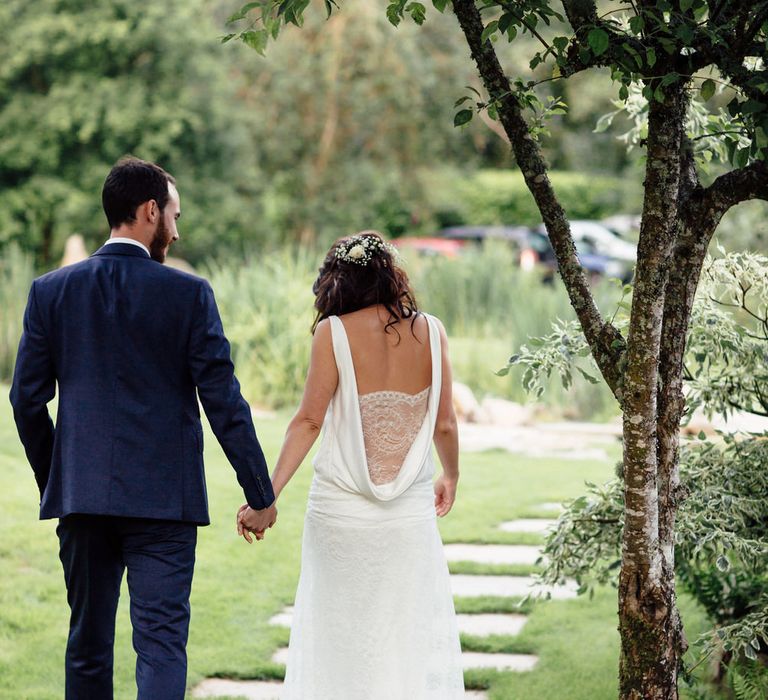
[238,231,464,699]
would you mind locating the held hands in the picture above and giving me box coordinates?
[434,474,458,517]
[237,502,278,543]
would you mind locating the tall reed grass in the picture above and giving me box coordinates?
[208,242,619,419]
[0,246,35,382]
[0,244,619,420]
[205,248,317,410]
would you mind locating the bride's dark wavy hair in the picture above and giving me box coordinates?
[312,231,419,338]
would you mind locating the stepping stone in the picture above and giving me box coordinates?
[270,647,488,700]
[498,519,557,535]
[462,651,539,672]
[192,678,283,699]
[535,502,564,512]
[272,607,528,638]
[268,607,293,627]
[457,613,528,637]
[450,574,578,600]
[444,543,542,565]
[272,647,290,665]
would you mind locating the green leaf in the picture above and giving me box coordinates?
[588,28,610,57]
[654,85,665,103]
[594,111,616,133]
[453,109,473,127]
[495,366,510,377]
[227,2,261,24]
[386,1,405,26]
[700,79,716,101]
[715,554,730,572]
[680,0,694,11]
[734,146,750,168]
[629,15,644,35]
[406,2,426,25]
[661,72,680,87]
[241,30,268,55]
[742,99,767,114]
[431,0,448,11]
[619,84,629,101]
[498,13,515,34]
[576,367,600,384]
[646,47,656,68]
[481,20,499,44]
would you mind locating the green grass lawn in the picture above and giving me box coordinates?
[0,385,713,699]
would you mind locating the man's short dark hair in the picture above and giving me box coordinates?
[102,156,176,229]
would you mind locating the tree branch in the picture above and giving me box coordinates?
[561,0,598,33]
[451,0,626,402]
[698,160,768,220]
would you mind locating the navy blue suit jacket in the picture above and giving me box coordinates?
[9,243,274,525]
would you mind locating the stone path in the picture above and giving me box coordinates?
[461,652,539,672]
[193,679,283,699]
[458,422,614,461]
[498,518,557,535]
[444,543,542,565]
[193,516,572,698]
[450,574,578,600]
[193,677,488,699]
[269,606,530,638]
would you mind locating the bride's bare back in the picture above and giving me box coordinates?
[338,305,432,396]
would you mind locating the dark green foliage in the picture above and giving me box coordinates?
[0,0,265,266]
[440,169,642,227]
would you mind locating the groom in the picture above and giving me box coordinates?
[9,156,276,699]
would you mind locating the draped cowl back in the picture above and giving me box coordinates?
[312,313,442,502]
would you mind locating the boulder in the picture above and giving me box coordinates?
[480,397,533,427]
[452,382,483,423]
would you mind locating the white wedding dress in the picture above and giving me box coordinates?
[281,313,464,699]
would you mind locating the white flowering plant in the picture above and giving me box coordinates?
[334,234,398,266]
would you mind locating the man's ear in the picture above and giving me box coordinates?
[146,199,158,224]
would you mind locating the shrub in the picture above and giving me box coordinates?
[421,168,642,229]
[515,251,768,691]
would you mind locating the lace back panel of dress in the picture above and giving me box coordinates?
[358,387,430,485]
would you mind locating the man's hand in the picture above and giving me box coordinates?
[236,502,278,543]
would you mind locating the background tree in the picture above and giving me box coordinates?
[226,1,768,697]
[0,0,268,265]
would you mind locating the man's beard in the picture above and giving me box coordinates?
[149,216,171,263]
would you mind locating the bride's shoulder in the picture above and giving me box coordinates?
[417,311,445,331]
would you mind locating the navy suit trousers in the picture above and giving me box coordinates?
[57,515,197,700]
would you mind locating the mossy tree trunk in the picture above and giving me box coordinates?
[449,0,768,696]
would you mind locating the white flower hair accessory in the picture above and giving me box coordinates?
[335,234,398,266]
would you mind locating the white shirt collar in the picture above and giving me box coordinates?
[104,237,150,257]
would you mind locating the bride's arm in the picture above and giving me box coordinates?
[270,319,338,499]
[433,319,459,516]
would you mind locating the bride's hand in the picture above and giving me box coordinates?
[434,474,458,517]
[236,503,266,543]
